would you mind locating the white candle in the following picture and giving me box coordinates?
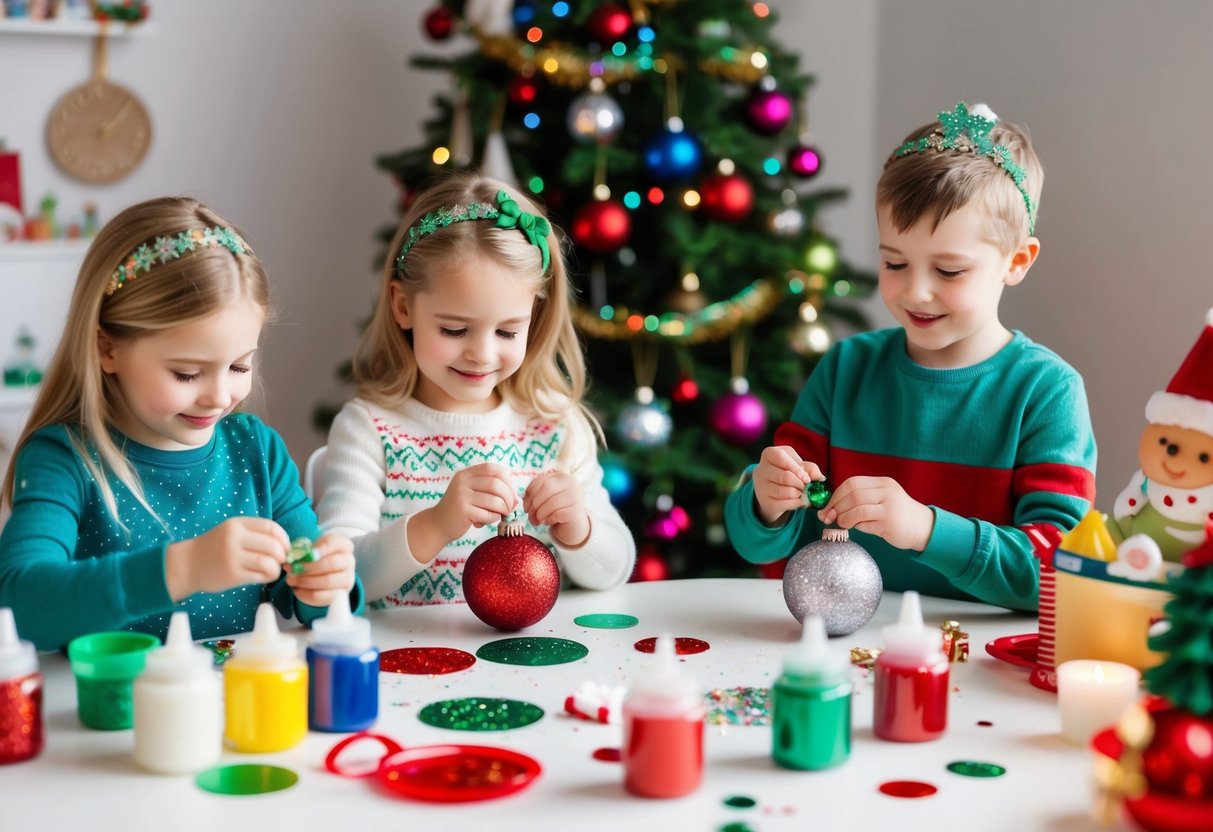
[1056,660,1141,746]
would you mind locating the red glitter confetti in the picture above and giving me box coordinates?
[878,780,938,799]
[379,647,476,675]
[633,637,710,655]
[977,720,994,727]
[592,747,622,762]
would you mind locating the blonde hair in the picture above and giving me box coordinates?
[354,173,590,427]
[878,116,1043,254]
[1,196,270,520]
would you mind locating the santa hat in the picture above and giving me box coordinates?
[1145,307,1213,436]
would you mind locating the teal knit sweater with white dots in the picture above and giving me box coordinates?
[0,413,347,651]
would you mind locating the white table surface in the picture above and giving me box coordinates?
[6,579,1132,832]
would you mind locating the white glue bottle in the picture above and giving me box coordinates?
[133,611,222,774]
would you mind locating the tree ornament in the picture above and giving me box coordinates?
[601,460,635,505]
[671,376,699,404]
[423,5,456,40]
[768,205,805,237]
[804,480,831,510]
[587,3,633,43]
[787,143,823,178]
[642,128,703,182]
[462,518,560,631]
[567,90,624,144]
[644,502,691,543]
[615,387,672,447]
[633,544,670,582]
[746,87,793,135]
[782,528,883,636]
[709,377,767,446]
[571,199,631,253]
[664,284,708,314]
[699,172,754,223]
[507,75,539,107]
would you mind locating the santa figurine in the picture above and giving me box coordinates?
[1108,308,1213,582]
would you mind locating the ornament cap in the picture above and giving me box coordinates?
[0,607,37,680]
[880,591,944,659]
[142,611,213,680]
[783,615,850,683]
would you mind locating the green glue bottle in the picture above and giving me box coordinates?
[771,614,852,770]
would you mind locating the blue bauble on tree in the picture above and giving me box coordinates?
[643,128,703,182]
[601,460,635,505]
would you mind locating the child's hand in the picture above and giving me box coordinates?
[431,462,518,542]
[286,533,356,608]
[523,471,590,548]
[165,517,290,600]
[753,445,823,526]
[817,476,935,552]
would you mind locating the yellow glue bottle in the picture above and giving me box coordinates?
[223,604,308,753]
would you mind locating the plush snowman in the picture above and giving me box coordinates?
[1108,308,1213,582]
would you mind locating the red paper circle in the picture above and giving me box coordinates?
[379,647,476,675]
[633,637,710,655]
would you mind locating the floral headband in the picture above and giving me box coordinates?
[395,190,551,274]
[891,102,1037,234]
[106,226,252,296]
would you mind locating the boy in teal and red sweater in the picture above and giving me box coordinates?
[725,102,1096,612]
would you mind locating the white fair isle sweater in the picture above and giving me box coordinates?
[318,397,636,607]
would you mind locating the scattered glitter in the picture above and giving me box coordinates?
[592,747,622,762]
[723,795,758,808]
[574,613,639,629]
[977,720,994,727]
[634,637,710,655]
[417,697,544,731]
[476,637,588,666]
[879,780,938,798]
[380,647,476,675]
[947,760,1006,778]
[202,640,235,667]
[705,687,770,726]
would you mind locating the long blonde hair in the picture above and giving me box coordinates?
[354,173,590,426]
[1,197,270,519]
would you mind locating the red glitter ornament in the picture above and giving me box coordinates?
[699,173,754,223]
[587,4,633,43]
[570,199,631,253]
[423,5,455,40]
[462,520,560,631]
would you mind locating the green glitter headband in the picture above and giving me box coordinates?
[106,226,252,296]
[395,190,551,274]
[891,102,1037,234]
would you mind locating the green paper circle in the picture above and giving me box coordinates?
[946,760,1006,778]
[476,636,588,666]
[195,764,299,795]
[574,613,639,629]
[723,795,758,808]
[418,697,544,731]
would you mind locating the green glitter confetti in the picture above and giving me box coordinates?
[418,697,544,731]
[723,795,758,808]
[946,760,1006,778]
[719,823,756,832]
[574,613,639,629]
[476,637,588,666]
[706,687,770,726]
[804,480,831,509]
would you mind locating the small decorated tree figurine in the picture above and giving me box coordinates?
[1108,308,1213,582]
[1145,521,1213,715]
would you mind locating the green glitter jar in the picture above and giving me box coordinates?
[68,631,159,730]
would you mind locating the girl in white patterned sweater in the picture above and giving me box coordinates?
[318,175,635,606]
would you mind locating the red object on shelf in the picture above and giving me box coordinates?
[0,151,22,215]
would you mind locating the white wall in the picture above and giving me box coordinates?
[0,1,879,471]
[875,0,1213,504]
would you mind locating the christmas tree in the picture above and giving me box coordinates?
[330,0,874,579]
[1145,523,1213,716]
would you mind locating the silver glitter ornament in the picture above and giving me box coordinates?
[567,91,624,144]
[615,401,672,447]
[782,529,882,636]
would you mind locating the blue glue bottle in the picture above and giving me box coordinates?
[307,590,378,732]
[771,614,852,770]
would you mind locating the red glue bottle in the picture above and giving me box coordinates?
[873,591,949,742]
[0,608,43,765]
[622,634,705,798]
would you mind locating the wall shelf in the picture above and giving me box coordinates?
[0,239,91,262]
[0,18,155,37]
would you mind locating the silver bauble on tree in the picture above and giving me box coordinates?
[783,527,882,636]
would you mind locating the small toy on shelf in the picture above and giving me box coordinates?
[3,328,43,387]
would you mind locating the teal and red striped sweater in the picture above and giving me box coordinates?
[724,328,1096,611]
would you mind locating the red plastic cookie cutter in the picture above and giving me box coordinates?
[325,732,542,803]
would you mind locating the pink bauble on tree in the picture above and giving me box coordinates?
[571,199,631,253]
[462,519,560,631]
[709,378,767,446]
[699,173,753,223]
[787,143,823,178]
[746,88,793,135]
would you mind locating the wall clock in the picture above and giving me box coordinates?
[47,78,152,185]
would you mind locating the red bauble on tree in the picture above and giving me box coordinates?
[462,520,560,631]
[587,3,633,43]
[571,199,631,253]
[423,5,455,40]
[632,544,669,582]
[507,75,539,107]
[699,173,753,223]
